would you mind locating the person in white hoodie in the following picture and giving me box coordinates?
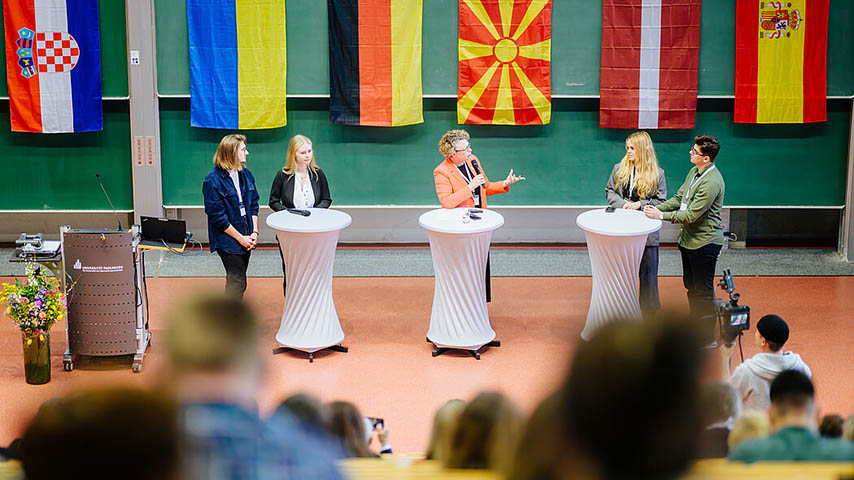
[720,314,811,412]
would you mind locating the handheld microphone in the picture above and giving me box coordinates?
[469,158,483,203]
[95,173,123,231]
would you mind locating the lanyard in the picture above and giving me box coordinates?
[685,164,715,199]
[628,167,635,196]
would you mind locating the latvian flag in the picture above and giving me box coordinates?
[3,0,102,133]
[458,0,552,125]
[599,0,701,129]
[188,0,287,129]
[328,0,423,127]
[734,0,828,124]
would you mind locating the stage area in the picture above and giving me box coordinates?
[1,272,852,453]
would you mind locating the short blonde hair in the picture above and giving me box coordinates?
[166,294,259,372]
[283,134,319,177]
[438,129,470,158]
[212,134,246,171]
[728,411,771,449]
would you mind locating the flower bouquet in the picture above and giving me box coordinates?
[0,262,66,384]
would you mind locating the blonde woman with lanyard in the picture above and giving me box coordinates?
[268,135,332,298]
[645,135,725,346]
[606,131,667,320]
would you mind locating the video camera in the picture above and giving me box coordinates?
[715,268,750,346]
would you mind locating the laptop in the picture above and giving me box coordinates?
[140,216,187,248]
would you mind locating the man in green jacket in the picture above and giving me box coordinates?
[728,369,854,463]
[644,135,725,345]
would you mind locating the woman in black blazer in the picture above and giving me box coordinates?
[268,134,332,297]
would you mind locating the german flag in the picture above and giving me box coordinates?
[458,0,551,125]
[328,0,423,126]
[735,0,829,123]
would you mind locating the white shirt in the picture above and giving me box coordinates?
[228,170,245,215]
[293,171,315,210]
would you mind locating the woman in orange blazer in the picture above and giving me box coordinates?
[434,129,524,209]
[433,129,525,302]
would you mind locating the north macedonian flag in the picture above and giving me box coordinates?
[187,0,286,129]
[458,0,551,125]
[734,0,829,123]
[3,0,102,133]
[328,0,423,127]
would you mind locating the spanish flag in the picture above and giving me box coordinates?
[187,0,286,129]
[458,0,551,125]
[734,0,829,124]
[328,0,423,127]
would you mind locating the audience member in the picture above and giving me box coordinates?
[164,294,342,479]
[844,415,854,442]
[727,411,771,450]
[274,393,326,432]
[819,414,845,439]
[325,401,391,457]
[721,314,811,412]
[728,369,854,462]
[21,387,179,480]
[697,381,740,458]
[446,391,524,475]
[563,317,705,480]
[425,399,466,463]
[509,391,595,480]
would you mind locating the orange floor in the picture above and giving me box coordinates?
[1,276,852,453]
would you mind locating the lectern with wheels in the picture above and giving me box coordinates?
[61,228,150,372]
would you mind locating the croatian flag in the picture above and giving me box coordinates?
[3,0,102,133]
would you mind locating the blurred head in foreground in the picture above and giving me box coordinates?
[447,391,524,475]
[563,317,704,480]
[425,399,466,463]
[22,387,178,480]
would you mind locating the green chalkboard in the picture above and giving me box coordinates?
[0,101,132,210]
[160,98,850,207]
[0,1,129,97]
[155,0,854,96]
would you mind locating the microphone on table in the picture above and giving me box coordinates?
[287,208,311,217]
[95,173,123,231]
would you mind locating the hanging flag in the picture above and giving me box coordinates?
[328,0,423,127]
[3,0,102,133]
[457,0,551,125]
[187,0,286,129]
[599,0,701,129]
[734,0,828,123]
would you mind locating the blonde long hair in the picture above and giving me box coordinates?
[212,134,246,171]
[283,134,319,177]
[615,131,660,199]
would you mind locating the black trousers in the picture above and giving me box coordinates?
[276,237,287,298]
[679,243,722,342]
[639,245,660,320]
[485,254,491,303]
[216,250,251,300]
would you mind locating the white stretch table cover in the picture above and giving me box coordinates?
[576,209,662,340]
[266,209,352,352]
[419,208,504,350]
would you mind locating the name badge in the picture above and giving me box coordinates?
[239,201,246,216]
[679,202,688,211]
[473,193,480,206]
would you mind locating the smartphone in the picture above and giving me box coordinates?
[469,208,483,214]
[469,213,482,220]
[605,206,616,213]
[366,417,384,430]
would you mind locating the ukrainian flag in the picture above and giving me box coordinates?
[187,0,286,129]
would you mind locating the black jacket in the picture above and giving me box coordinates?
[268,168,332,211]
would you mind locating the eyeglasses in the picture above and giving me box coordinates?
[689,148,705,157]
[454,144,472,152]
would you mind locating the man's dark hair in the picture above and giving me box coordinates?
[818,414,844,438]
[694,135,720,161]
[769,369,814,413]
[276,393,326,431]
[563,316,704,480]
